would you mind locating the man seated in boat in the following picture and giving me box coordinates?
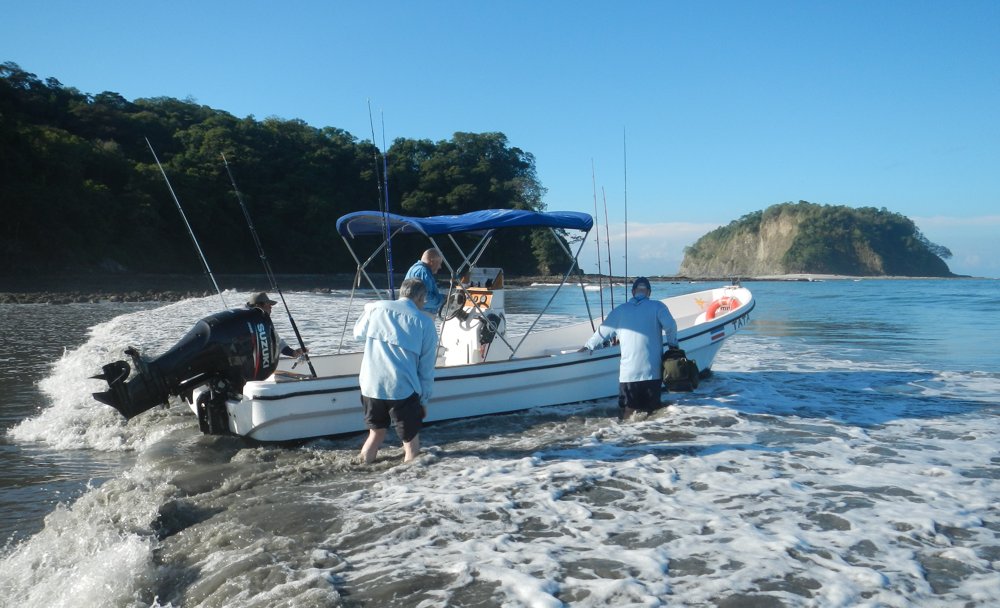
[404,249,445,315]
[581,277,678,419]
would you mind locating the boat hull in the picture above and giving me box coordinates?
[194,286,754,441]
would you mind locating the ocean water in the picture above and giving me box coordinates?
[1,279,998,607]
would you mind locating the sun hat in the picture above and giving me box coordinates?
[247,292,278,306]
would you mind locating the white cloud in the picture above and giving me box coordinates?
[578,221,722,277]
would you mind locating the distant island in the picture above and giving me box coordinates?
[678,201,955,278]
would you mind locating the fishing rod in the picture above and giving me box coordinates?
[602,186,614,308]
[146,138,228,309]
[368,100,395,299]
[591,159,604,318]
[380,110,395,298]
[221,153,317,378]
[623,127,629,302]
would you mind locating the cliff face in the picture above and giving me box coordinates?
[678,201,954,277]
[689,207,799,276]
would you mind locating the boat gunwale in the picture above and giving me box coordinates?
[241,295,755,402]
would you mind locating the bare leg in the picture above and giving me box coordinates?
[402,434,421,462]
[360,428,387,463]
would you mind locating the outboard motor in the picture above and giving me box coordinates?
[92,308,281,421]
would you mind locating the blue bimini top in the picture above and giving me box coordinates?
[336,209,594,238]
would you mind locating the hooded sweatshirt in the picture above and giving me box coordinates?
[585,295,678,382]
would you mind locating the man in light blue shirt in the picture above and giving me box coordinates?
[404,249,444,315]
[583,277,678,419]
[354,278,438,463]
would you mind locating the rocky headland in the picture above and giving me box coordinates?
[678,201,955,278]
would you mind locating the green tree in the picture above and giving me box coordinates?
[0,63,556,276]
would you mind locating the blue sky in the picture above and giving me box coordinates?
[4,1,998,277]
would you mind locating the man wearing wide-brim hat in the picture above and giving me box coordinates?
[247,292,308,358]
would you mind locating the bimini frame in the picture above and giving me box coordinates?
[334,209,598,359]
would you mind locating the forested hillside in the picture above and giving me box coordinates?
[0,62,570,277]
[679,201,955,277]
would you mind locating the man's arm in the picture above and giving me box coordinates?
[658,305,678,348]
[410,265,443,312]
[422,267,443,311]
[352,304,373,341]
[417,320,437,404]
[585,323,617,351]
[583,306,622,351]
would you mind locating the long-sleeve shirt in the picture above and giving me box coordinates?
[354,297,438,404]
[404,261,444,314]
[275,332,297,356]
[585,296,678,383]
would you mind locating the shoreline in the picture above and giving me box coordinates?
[0,273,358,305]
[0,272,977,304]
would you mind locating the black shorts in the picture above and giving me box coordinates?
[361,392,424,442]
[618,379,663,413]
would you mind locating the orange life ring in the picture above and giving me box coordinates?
[706,296,742,320]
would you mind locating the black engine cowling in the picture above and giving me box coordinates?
[93,308,281,420]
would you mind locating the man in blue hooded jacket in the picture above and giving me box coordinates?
[583,277,678,419]
[354,278,438,463]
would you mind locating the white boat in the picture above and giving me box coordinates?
[94,209,754,442]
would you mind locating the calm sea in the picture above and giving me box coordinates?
[1,279,998,607]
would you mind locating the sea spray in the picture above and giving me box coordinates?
[0,460,172,608]
[10,297,225,452]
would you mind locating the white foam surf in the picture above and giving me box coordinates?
[3,284,998,607]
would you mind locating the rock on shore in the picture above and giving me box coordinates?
[0,274,355,305]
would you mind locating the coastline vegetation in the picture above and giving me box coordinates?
[0,62,569,278]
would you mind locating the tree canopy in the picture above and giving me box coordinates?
[0,62,571,277]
